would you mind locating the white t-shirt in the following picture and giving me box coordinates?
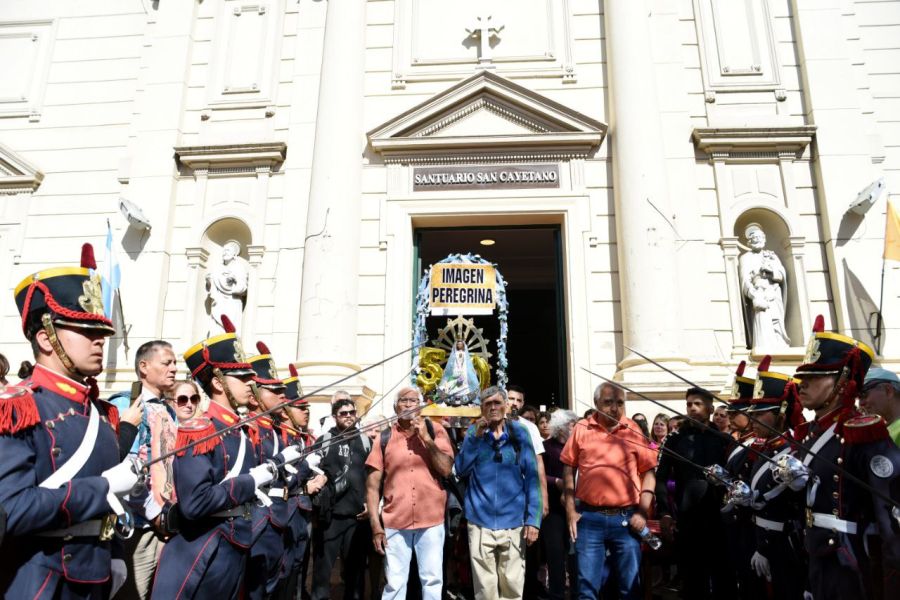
[515,417,545,455]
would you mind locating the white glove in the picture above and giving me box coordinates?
[306,452,322,471]
[277,445,302,465]
[786,474,808,492]
[101,459,139,495]
[249,463,275,488]
[110,558,127,598]
[750,551,771,581]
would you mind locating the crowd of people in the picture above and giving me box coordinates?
[0,244,899,600]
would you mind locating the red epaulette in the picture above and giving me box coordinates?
[100,400,120,434]
[176,417,221,457]
[246,422,260,447]
[0,385,40,434]
[843,414,890,445]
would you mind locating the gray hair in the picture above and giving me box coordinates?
[593,382,626,403]
[331,389,351,403]
[549,409,578,442]
[134,340,173,378]
[480,385,507,403]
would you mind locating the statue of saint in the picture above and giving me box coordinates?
[206,240,249,335]
[437,339,481,406]
[739,224,791,350]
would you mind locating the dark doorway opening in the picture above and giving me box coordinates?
[414,226,568,410]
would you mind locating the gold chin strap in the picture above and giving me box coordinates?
[212,367,246,416]
[42,314,77,375]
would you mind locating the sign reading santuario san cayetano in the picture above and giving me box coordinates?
[413,164,560,191]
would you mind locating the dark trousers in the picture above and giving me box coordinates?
[311,516,370,600]
[724,513,765,600]
[676,515,736,600]
[542,511,576,600]
[760,532,807,600]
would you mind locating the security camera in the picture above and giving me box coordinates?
[119,197,151,231]
[848,177,886,216]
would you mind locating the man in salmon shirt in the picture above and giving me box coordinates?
[365,386,454,600]
[561,382,657,600]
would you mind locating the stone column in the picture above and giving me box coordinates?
[604,1,685,371]
[295,0,369,399]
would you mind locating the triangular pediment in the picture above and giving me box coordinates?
[0,143,43,194]
[368,71,607,162]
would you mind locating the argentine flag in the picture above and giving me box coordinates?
[102,222,121,320]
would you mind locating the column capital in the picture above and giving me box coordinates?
[186,246,209,268]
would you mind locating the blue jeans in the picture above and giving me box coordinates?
[574,508,642,600]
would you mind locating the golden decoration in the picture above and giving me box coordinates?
[78,273,105,316]
[416,316,493,395]
[233,340,247,363]
[753,378,765,399]
[730,381,740,400]
[804,335,821,364]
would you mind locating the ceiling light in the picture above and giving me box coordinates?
[480,239,495,246]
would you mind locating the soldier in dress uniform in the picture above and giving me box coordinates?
[0,243,139,598]
[744,356,808,600]
[151,316,278,599]
[721,360,767,600]
[281,364,326,600]
[246,342,308,599]
[779,315,900,600]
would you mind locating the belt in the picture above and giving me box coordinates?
[581,504,637,515]
[809,512,857,534]
[212,504,252,519]
[36,518,105,539]
[753,516,785,532]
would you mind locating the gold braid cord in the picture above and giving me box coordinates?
[42,314,75,373]
[212,367,247,416]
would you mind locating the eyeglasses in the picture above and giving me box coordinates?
[337,410,357,417]
[174,394,201,406]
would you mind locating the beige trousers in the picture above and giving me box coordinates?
[117,527,164,600]
[467,523,525,600]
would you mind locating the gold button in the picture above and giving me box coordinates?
[832,492,839,499]
[832,509,839,515]
[837,458,843,464]
[63,553,72,562]
[52,447,61,457]
[828,538,835,546]
[833,475,839,482]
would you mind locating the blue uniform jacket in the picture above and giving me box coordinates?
[0,365,120,593]
[455,420,541,530]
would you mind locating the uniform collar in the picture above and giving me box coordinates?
[30,363,89,405]
[206,399,240,426]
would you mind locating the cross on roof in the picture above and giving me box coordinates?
[466,13,504,67]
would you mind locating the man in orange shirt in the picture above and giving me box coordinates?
[561,382,657,599]
[365,386,455,600]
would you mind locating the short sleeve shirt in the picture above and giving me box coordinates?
[366,422,455,530]
[560,415,657,507]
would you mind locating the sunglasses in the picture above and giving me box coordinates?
[336,410,357,417]
[173,394,201,406]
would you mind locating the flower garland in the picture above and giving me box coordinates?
[412,253,509,390]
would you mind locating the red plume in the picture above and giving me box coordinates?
[221,314,236,333]
[81,243,97,269]
[735,360,746,377]
[758,355,772,373]
[289,364,299,377]
[813,315,824,333]
[256,341,270,355]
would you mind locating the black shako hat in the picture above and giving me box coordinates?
[183,315,254,380]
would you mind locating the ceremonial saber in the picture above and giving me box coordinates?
[580,367,789,473]
[621,346,897,486]
[142,342,424,469]
[582,365,900,510]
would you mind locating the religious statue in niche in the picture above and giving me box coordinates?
[739,223,791,350]
[205,240,249,335]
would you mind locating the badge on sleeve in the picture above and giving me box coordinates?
[870,455,893,479]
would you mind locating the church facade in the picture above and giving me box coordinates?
[0,0,897,419]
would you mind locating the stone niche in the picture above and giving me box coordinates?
[693,126,817,359]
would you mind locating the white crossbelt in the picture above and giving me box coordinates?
[811,512,857,534]
[753,515,785,532]
[39,402,100,489]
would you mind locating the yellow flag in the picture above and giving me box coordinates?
[886,199,900,261]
